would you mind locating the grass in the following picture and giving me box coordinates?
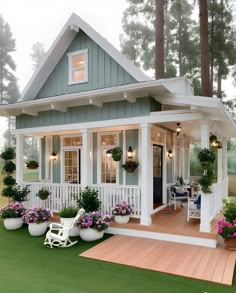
[0,223,235,293]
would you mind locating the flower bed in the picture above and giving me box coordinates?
[0,202,25,219]
[23,207,52,224]
[75,211,110,232]
[112,200,133,216]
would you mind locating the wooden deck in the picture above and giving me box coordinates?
[107,204,220,247]
[80,234,236,286]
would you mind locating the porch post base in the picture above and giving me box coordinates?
[140,216,152,225]
[200,223,211,233]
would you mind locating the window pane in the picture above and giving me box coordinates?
[101,135,117,146]
[101,148,116,184]
[63,137,82,147]
[72,54,85,69]
[73,69,85,82]
[64,150,78,184]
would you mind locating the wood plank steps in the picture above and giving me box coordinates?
[80,234,236,286]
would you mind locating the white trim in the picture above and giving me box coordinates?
[45,136,52,182]
[122,130,126,186]
[106,228,217,248]
[67,49,88,85]
[19,13,150,102]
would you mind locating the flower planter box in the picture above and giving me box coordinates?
[224,237,236,250]
[28,222,48,236]
[80,228,104,241]
[114,215,130,224]
[4,218,23,230]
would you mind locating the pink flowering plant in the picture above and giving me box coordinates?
[112,200,133,216]
[75,211,110,232]
[217,220,236,239]
[23,207,52,224]
[0,202,25,219]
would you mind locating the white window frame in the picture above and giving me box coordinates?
[67,49,88,85]
[60,135,83,184]
[97,132,120,185]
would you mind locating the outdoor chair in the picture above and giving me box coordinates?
[44,208,85,248]
[167,184,188,210]
[187,194,201,222]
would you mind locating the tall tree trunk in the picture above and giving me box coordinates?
[199,0,212,96]
[210,0,215,95]
[217,68,222,99]
[155,0,165,79]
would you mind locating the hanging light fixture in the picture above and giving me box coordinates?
[127,146,134,159]
[167,150,173,159]
[50,152,57,161]
[106,150,112,158]
[176,122,181,136]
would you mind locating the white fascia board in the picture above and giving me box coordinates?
[13,112,204,136]
[0,80,169,114]
[19,13,150,102]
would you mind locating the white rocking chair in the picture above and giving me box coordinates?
[44,208,85,248]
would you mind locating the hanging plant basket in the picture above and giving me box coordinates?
[107,147,123,161]
[26,161,39,169]
[209,133,217,143]
[122,160,139,173]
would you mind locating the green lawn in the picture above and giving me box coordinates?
[0,223,235,293]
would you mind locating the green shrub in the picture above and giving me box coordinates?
[74,186,101,212]
[2,161,16,174]
[59,207,78,218]
[3,175,16,186]
[13,185,31,203]
[0,147,16,161]
[222,199,236,223]
[1,186,17,198]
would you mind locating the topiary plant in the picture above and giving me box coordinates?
[2,161,16,173]
[3,175,16,186]
[74,186,101,212]
[0,147,16,161]
[1,186,18,199]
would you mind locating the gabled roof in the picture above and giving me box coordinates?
[20,13,150,102]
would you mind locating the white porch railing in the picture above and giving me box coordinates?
[22,182,81,212]
[22,182,141,217]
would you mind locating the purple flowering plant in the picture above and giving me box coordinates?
[111,200,133,216]
[75,211,110,232]
[0,202,25,219]
[217,220,236,239]
[23,207,52,224]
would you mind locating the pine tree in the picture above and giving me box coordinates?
[0,15,19,146]
[155,0,165,79]
[31,42,45,70]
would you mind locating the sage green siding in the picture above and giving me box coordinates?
[52,135,60,183]
[36,31,137,99]
[167,159,173,183]
[126,129,139,185]
[16,97,161,129]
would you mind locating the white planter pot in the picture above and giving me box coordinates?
[28,222,48,236]
[114,215,130,224]
[60,217,80,236]
[80,228,104,242]
[4,218,23,230]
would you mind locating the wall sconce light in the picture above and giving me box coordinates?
[167,150,173,159]
[176,122,181,136]
[106,150,112,158]
[127,146,134,159]
[50,152,57,161]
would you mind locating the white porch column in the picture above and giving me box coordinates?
[15,134,24,184]
[222,137,228,199]
[81,129,90,187]
[200,119,211,232]
[140,123,152,225]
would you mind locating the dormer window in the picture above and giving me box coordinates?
[68,49,88,85]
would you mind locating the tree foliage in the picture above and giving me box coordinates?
[31,42,45,70]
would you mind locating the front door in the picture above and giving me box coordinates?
[153,145,163,209]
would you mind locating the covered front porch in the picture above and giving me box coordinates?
[15,113,229,237]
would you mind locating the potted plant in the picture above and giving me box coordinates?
[122,160,139,173]
[59,206,80,236]
[217,199,236,250]
[107,147,123,161]
[209,133,217,144]
[74,186,101,212]
[23,207,52,236]
[26,160,39,169]
[36,187,51,200]
[111,200,133,224]
[0,202,25,230]
[75,211,110,241]
[197,148,216,164]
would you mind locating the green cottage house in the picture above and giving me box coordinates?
[0,13,235,248]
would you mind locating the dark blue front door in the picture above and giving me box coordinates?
[153,145,163,208]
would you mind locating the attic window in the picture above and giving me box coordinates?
[68,49,88,85]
